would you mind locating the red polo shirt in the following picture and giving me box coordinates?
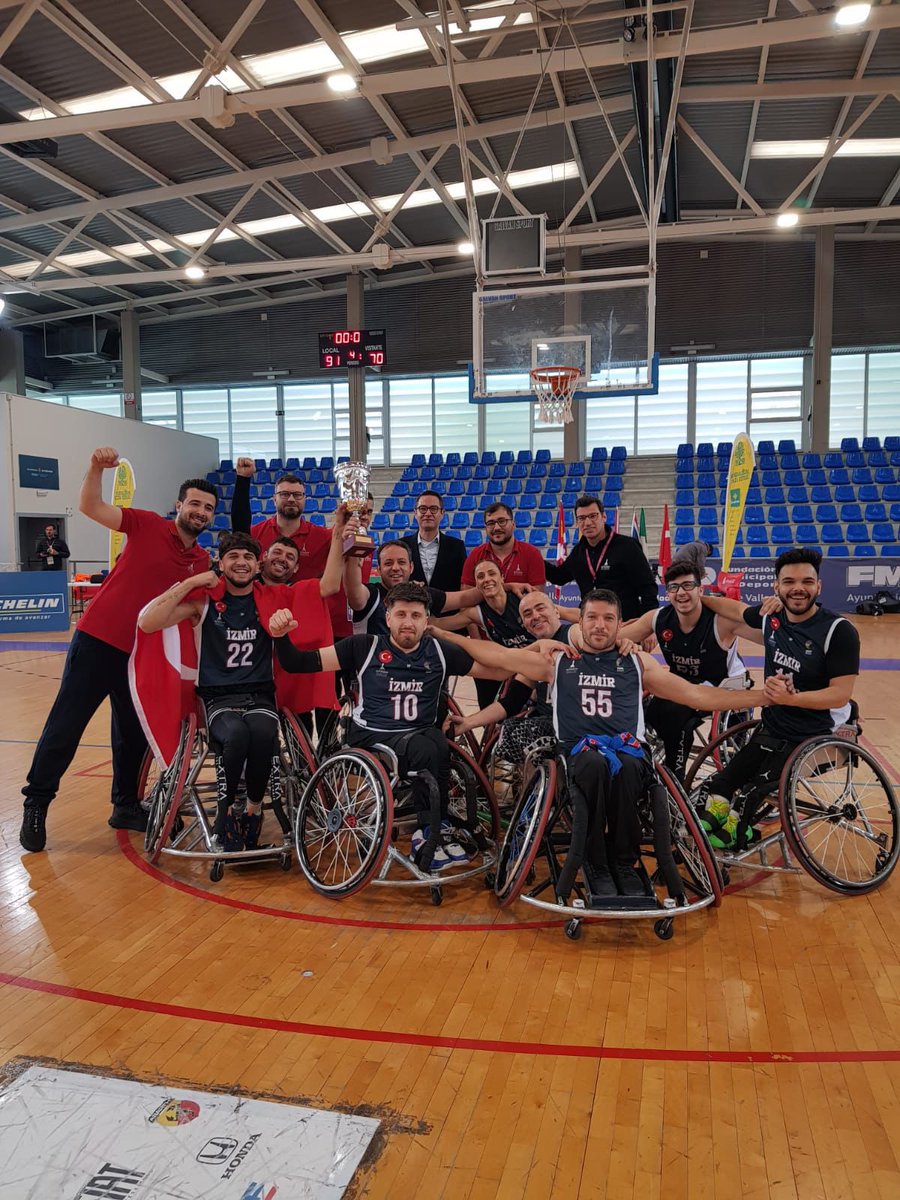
[251,515,367,639]
[78,508,209,653]
[461,539,547,589]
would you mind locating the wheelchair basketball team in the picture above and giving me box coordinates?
[18,446,897,921]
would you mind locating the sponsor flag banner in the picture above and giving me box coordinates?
[721,433,755,574]
[554,500,567,601]
[630,508,640,542]
[0,1065,379,1199]
[639,507,648,554]
[109,458,136,571]
[658,504,672,573]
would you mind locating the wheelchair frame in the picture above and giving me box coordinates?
[141,701,318,881]
[492,746,725,940]
[684,717,900,895]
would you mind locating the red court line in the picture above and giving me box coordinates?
[118,832,564,933]
[861,736,900,786]
[74,758,113,780]
[1,967,898,1064]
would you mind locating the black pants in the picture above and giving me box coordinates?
[645,697,702,780]
[22,630,147,811]
[705,727,794,815]
[348,724,450,824]
[568,751,644,869]
[206,696,279,807]
[474,676,500,712]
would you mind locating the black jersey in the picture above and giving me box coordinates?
[197,592,273,695]
[477,593,533,648]
[335,633,474,733]
[530,622,573,715]
[352,584,448,638]
[550,647,645,747]
[743,604,860,741]
[652,604,745,684]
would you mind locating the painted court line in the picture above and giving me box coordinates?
[0,641,72,653]
[0,967,897,1065]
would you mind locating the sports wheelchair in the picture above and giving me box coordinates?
[684,706,900,894]
[293,731,500,906]
[492,739,724,941]
[140,700,318,882]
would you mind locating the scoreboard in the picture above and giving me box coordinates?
[318,329,386,368]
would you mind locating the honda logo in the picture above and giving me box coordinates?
[197,1137,238,1165]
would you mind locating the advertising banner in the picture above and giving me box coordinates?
[0,570,69,632]
[109,458,136,571]
[0,1065,379,1199]
[721,433,755,573]
[18,453,60,490]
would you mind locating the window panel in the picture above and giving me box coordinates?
[366,380,385,466]
[749,420,803,446]
[636,363,688,454]
[829,354,865,447]
[750,389,801,420]
[229,386,278,460]
[182,389,230,461]
[866,351,900,441]
[141,390,178,428]
[283,384,334,461]
[388,378,434,463]
[750,357,803,387]
[695,360,748,445]
[584,393,635,455]
[435,376,478,457]
[485,396,531,453]
[333,383,350,461]
[532,423,564,458]
[68,392,123,417]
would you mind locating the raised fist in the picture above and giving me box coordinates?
[236,457,255,478]
[91,447,120,469]
[269,608,299,637]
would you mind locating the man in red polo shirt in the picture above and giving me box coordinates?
[461,501,546,589]
[20,446,217,853]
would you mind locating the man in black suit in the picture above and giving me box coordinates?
[401,489,467,593]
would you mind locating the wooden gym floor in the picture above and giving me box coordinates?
[1,619,899,1199]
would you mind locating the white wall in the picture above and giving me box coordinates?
[0,392,219,570]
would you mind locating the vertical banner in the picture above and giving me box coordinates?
[658,503,671,574]
[554,499,567,601]
[721,433,755,574]
[109,458,136,570]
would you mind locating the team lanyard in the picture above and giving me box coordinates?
[584,530,614,584]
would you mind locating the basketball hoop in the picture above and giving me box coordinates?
[530,366,580,424]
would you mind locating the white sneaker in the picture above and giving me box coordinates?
[440,821,472,863]
[411,827,452,871]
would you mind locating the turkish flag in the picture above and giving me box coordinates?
[658,504,672,571]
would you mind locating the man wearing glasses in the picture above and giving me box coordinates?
[401,489,467,592]
[620,560,749,778]
[461,501,547,591]
[545,494,656,620]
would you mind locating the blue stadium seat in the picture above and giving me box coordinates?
[535,510,553,528]
[438,466,453,481]
[805,469,826,486]
[219,459,234,472]
[446,452,461,467]
[829,468,850,485]
[778,439,796,455]
[466,480,484,495]
[863,437,881,452]
[865,502,887,522]
[420,466,436,481]
[517,450,533,464]
[764,486,785,505]
[428,453,443,466]
[884,544,900,557]
[768,504,789,524]
[459,495,476,512]
[390,513,409,530]
[790,504,813,524]
[410,454,426,468]
[320,497,337,514]
[603,494,620,511]
[545,478,561,494]
[463,451,478,465]
[448,480,465,496]
[444,495,457,511]
[514,511,531,529]
[382,497,399,513]
[401,467,417,482]
[782,470,803,487]
[696,442,714,459]
[886,437,900,452]
[504,479,522,496]
[815,504,838,523]
[590,446,608,462]
[393,482,409,497]
[759,455,778,473]
[248,499,263,514]
[771,525,793,545]
[697,472,715,489]
[401,496,415,512]
[675,527,695,546]
[875,467,897,485]
[717,442,732,457]
[698,489,717,506]
[826,545,849,557]
[675,508,695,526]
[747,527,768,544]
[675,489,694,507]
[675,473,693,492]
[745,506,765,525]
[604,476,623,492]
[795,524,819,544]
[530,463,547,478]
[802,453,822,470]
[677,443,693,458]
[528,529,548,547]
[846,523,870,543]
[832,485,854,504]
[607,460,625,477]
[840,438,860,454]
[568,462,586,477]
[840,503,862,522]
[872,522,895,544]
[808,486,830,504]
[757,440,776,456]
[519,494,537,510]
[868,452,887,467]
[851,468,873,485]
[268,458,283,471]
[610,445,628,460]
[539,493,558,509]
[498,450,514,465]
[485,479,502,496]
[535,449,551,464]
[549,462,566,477]
[481,451,496,466]
[824,453,843,469]
[586,475,603,493]
[676,459,693,476]
[465,529,482,548]
[524,478,541,494]
[372,513,390,531]
[885,484,900,502]
[471,464,488,480]
[750,546,771,558]
[697,505,717,525]
[821,524,843,543]
[761,472,781,490]
[511,463,527,479]
[853,545,877,557]
[781,453,800,471]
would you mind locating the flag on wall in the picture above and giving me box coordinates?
[659,504,672,572]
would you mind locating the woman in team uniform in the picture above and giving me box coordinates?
[430,560,534,649]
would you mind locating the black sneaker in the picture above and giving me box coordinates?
[108,803,149,832]
[583,862,618,898]
[240,812,262,850]
[20,805,47,853]
[615,864,646,897]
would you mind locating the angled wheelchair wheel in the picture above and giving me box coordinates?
[280,710,319,785]
[146,713,197,864]
[709,707,755,771]
[446,693,482,760]
[315,697,352,762]
[657,763,725,906]
[294,750,393,897]
[780,736,900,894]
[494,758,556,908]
[684,718,760,792]
[136,748,160,811]
[447,741,500,842]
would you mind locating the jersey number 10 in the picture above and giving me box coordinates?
[392,694,419,722]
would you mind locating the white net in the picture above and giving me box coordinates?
[531,367,579,424]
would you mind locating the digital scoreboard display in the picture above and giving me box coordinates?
[318,329,386,368]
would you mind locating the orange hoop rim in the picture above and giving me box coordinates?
[530,365,581,389]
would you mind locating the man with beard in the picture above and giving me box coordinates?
[435,588,766,897]
[695,547,860,850]
[461,501,546,590]
[401,490,467,591]
[344,540,481,637]
[19,448,217,852]
[269,582,557,871]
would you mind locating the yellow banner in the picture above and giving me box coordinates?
[721,433,755,573]
[108,458,136,570]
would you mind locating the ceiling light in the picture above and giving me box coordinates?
[752,138,900,158]
[834,3,871,28]
[185,265,206,280]
[776,212,800,229]
[327,73,358,93]
[457,241,474,255]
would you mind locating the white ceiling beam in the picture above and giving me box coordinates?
[559,127,637,231]
[0,0,41,59]
[778,93,886,212]
[736,0,777,210]
[183,0,269,100]
[677,115,765,216]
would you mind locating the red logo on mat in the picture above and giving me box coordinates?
[379,650,393,664]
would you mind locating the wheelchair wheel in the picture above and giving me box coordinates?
[684,718,760,791]
[446,693,482,760]
[481,738,520,818]
[709,707,755,772]
[447,741,500,841]
[281,711,319,785]
[294,750,392,897]
[657,763,725,906]
[146,714,197,864]
[780,736,900,894]
[136,748,160,812]
[494,758,556,908]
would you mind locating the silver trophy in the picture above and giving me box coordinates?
[334,460,375,558]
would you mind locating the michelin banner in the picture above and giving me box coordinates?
[0,571,69,632]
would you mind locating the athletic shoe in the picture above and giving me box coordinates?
[222,812,244,852]
[411,827,452,872]
[709,821,760,851]
[19,805,47,853]
[439,821,472,863]
[583,862,617,898]
[241,812,262,850]
[699,794,731,834]
[108,803,148,832]
[615,864,646,897]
